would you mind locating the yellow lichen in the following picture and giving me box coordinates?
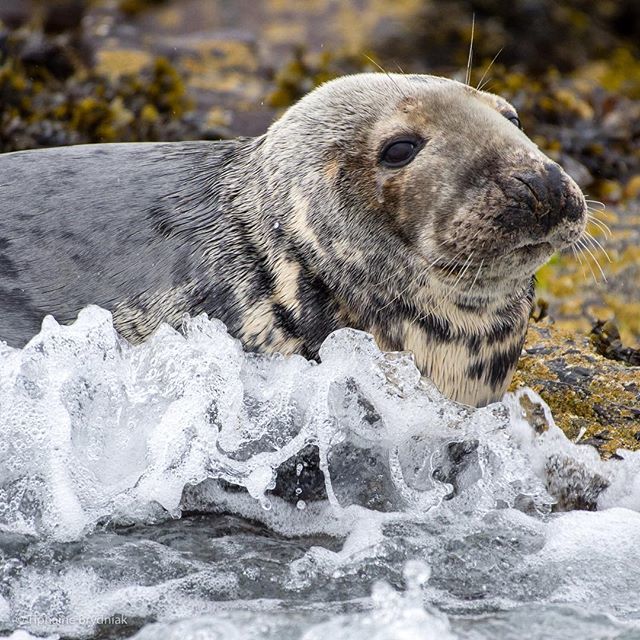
[95,49,153,78]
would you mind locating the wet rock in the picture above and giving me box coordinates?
[272,445,327,503]
[431,439,482,501]
[17,32,79,80]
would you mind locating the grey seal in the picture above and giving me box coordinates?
[0,73,586,406]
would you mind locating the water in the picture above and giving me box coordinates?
[1,307,639,640]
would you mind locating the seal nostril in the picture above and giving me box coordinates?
[543,163,586,226]
[543,162,565,198]
[514,175,541,207]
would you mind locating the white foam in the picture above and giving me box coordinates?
[0,307,559,540]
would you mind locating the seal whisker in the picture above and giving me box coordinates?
[583,230,612,263]
[371,249,441,317]
[376,285,413,314]
[480,82,496,94]
[465,14,476,86]
[586,216,611,237]
[432,258,475,315]
[375,241,464,323]
[363,55,408,100]
[442,237,482,286]
[440,248,472,280]
[572,245,588,280]
[409,246,475,316]
[372,253,412,287]
[440,252,465,277]
[586,212,612,237]
[585,198,606,210]
[476,48,504,92]
[575,239,598,284]
[437,229,483,279]
[432,251,475,314]
[425,244,469,277]
[374,245,453,318]
[467,259,485,298]
[373,264,418,313]
[578,238,607,283]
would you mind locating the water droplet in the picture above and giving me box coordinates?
[296,500,306,510]
[403,560,431,589]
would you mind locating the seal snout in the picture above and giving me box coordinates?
[508,162,586,240]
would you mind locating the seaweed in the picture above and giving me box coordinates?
[591,320,640,366]
[0,25,199,151]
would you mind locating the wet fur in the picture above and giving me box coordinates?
[0,74,586,406]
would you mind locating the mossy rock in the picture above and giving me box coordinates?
[512,320,640,457]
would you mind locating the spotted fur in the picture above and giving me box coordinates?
[0,73,586,406]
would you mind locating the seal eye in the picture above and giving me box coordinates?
[380,137,422,168]
[506,114,522,130]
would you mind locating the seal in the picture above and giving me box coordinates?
[0,73,586,407]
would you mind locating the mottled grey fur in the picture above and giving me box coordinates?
[0,73,586,406]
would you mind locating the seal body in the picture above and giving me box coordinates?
[0,73,586,406]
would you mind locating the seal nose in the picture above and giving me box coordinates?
[516,163,585,232]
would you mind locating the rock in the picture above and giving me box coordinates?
[512,320,640,457]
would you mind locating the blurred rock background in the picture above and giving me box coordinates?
[0,0,638,449]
